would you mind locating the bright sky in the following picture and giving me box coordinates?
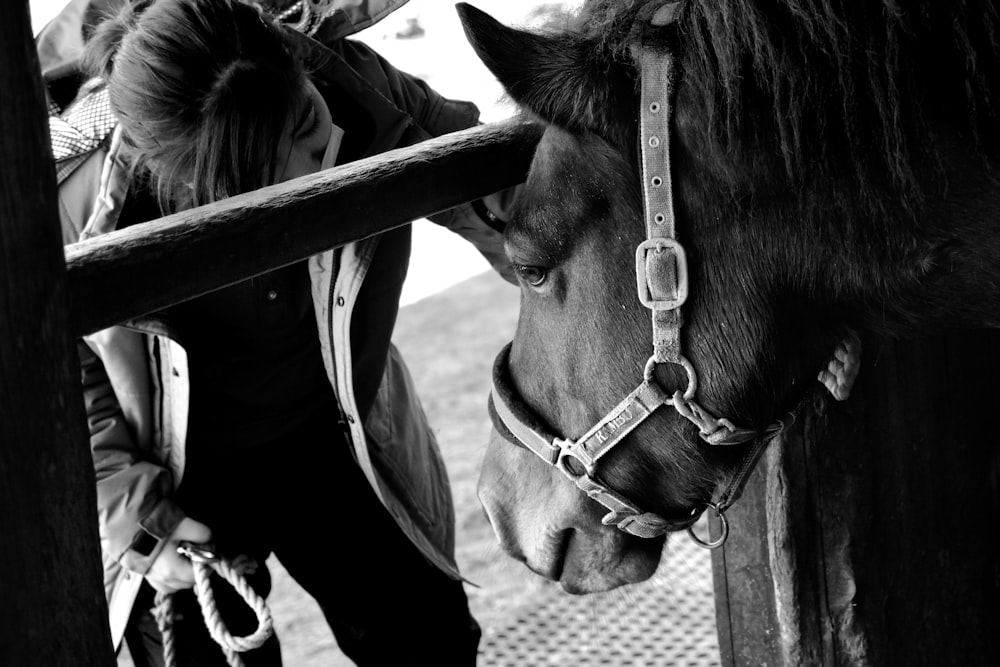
[30,0,64,32]
[27,0,537,305]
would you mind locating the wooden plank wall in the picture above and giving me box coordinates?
[713,330,1000,666]
[0,2,116,664]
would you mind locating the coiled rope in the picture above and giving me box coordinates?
[152,544,273,667]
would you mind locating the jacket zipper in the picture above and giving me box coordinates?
[328,247,351,440]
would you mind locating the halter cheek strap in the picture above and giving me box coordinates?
[633,38,757,447]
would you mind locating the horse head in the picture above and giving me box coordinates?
[459,0,1000,593]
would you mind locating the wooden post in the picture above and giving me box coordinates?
[712,331,1000,665]
[0,1,115,665]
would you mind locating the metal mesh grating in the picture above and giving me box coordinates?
[480,524,719,667]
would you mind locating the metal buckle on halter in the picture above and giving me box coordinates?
[554,438,596,480]
[635,238,688,310]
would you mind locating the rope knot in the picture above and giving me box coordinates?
[153,546,274,667]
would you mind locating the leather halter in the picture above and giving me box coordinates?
[487,5,794,548]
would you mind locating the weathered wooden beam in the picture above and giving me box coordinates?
[0,2,115,665]
[712,331,1000,666]
[65,119,542,336]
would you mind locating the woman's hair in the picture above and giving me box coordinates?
[83,0,308,210]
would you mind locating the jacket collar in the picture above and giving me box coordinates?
[280,25,412,160]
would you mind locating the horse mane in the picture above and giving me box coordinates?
[573,0,1000,208]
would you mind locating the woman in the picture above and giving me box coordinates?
[65,0,516,664]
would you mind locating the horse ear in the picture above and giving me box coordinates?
[456,3,633,148]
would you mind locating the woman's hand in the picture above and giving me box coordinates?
[144,517,213,594]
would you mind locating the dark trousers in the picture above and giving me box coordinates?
[123,412,481,666]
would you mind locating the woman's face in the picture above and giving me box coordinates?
[274,79,334,183]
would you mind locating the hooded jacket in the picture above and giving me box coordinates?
[42,0,516,649]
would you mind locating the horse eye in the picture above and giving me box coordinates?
[515,264,548,287]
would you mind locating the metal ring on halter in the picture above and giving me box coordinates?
[687,503,729,549]
[644,354,698,400]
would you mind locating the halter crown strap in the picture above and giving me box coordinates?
[634,41,756,447]
[636,45,685,365]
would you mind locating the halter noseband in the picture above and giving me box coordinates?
[487,5,793,549]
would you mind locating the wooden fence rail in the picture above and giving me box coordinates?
[66,119,542,336]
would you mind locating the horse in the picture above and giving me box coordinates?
[455,0,1000,595]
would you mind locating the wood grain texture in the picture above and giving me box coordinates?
[65,119,543,336]
[713,331,1000,666]
[0,2,115,664]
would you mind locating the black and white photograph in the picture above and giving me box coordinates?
[3,1,999,665]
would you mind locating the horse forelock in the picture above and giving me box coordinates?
[573,0,1000,212]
